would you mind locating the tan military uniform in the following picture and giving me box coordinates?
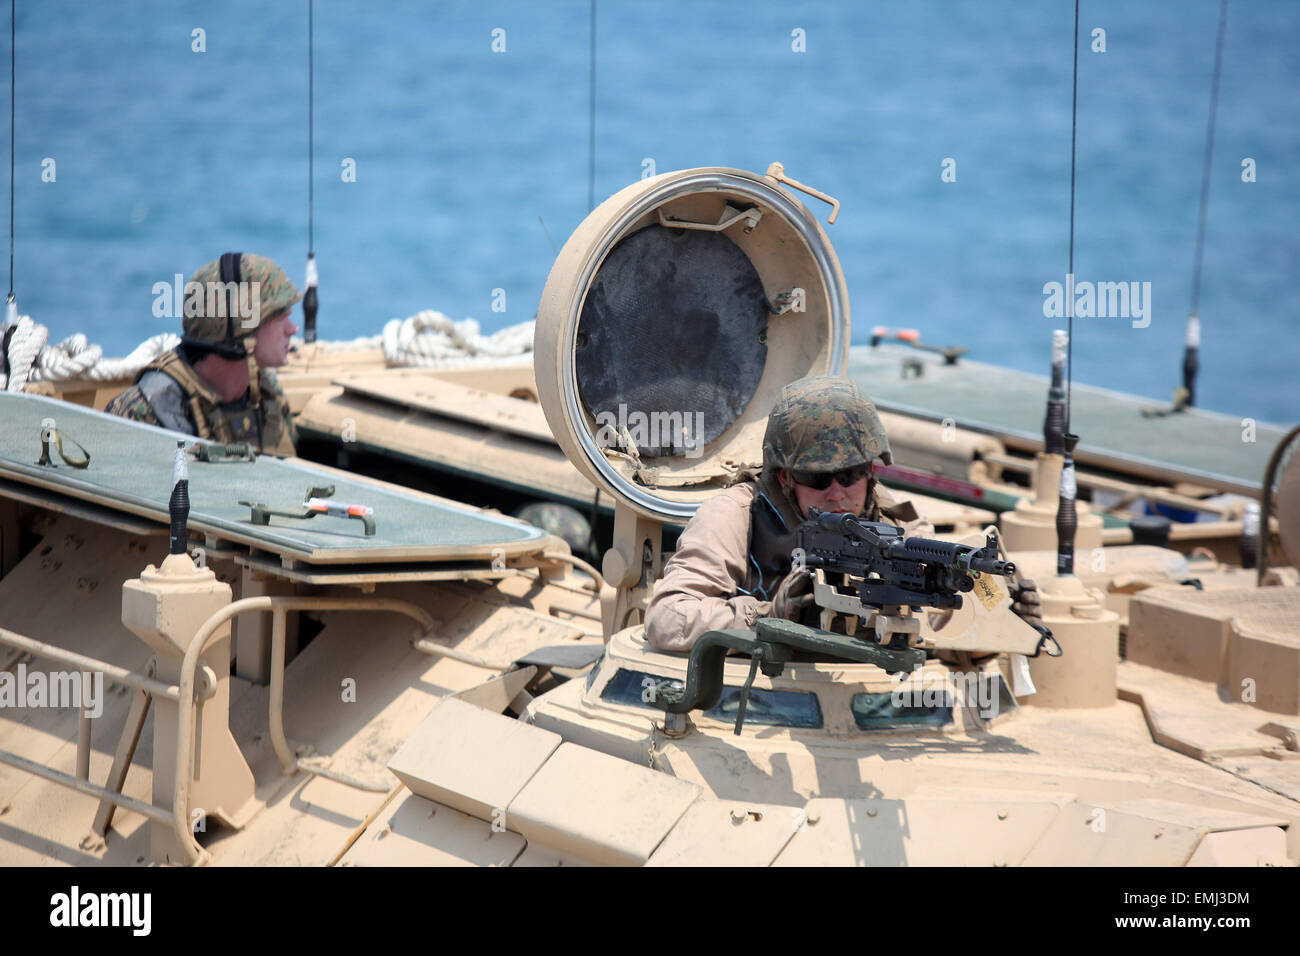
[645,480,933,652]
[104,348,296,456]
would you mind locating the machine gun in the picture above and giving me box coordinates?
[644,511,1049,736]
[795,507,1019,647]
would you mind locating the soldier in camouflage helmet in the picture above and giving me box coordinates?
[105,253,301,456]
[644,375,930,652]
[644,374,1041,651]
[758,375,897,534]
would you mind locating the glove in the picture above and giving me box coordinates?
[1010,578,1044,628]
[772,568,814,621]
[737,597,772,630]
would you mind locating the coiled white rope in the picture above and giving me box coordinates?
[1,313,181,389]
[73,332,181,381]
[2,313,42,390]
[384,311,534,366]
[34,331,99,378]
[0,309,532,391]
[310,311,534,367]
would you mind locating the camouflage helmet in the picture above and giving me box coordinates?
[513,501,595,561]
[181,253,301,351]
[757,375,892,531]
[762,375,892,474]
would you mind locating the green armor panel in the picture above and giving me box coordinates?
[1,392,544,563]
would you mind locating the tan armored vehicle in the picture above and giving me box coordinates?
[2,164,1298,866]
[355,165,1300,867]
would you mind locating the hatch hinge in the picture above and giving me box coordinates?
[657,203,762,234]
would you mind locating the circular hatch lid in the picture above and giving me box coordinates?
[535,164,850,522]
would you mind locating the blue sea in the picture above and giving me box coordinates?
[13,0,1299,424]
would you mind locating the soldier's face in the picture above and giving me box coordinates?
[781,468,869,518]
[253,308,299,367]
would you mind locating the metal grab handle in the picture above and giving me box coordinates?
[193,442,256,463]
[657,205,762,233]
[765,161,840,224]
[176,595,437,864]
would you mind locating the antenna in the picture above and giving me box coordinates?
[538,216,557,254]
[169,442,190,556]
[4,0,14,332]
[1184,0,1229,408]
[302,0,318,343]
[587,0,596,212]
[1056,0,1082,577]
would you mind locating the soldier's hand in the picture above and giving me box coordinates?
[1010,578,1044,628]
[772,568,814,620]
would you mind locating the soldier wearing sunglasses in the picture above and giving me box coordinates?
[645,375,937,653]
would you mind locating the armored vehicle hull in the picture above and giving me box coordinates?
[3,164,1297,868]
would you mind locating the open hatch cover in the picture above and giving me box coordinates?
[535,163,851,521]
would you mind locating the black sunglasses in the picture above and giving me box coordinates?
[789,463,873,491]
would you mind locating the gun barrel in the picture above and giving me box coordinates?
[969,555,1016,577]
[889,535,1017,578]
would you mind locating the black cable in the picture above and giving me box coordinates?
[1190,0,1227,320]
[8,0,13,298]
[307,0,314,255]
[1051,0,1084,579]
[303,0,318,343]
[588,0,596,212]
[1066,0,1079,433]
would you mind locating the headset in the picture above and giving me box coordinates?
[178,251,266,415]
[182,251,252,360]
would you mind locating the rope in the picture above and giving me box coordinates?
[1,313,179,388]
[34,331,99,377]
[2,313,39,390]
[353,311,535,367]
[82,332,180,380]
[0,309,531,390]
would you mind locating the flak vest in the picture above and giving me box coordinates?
[139,350,296,456]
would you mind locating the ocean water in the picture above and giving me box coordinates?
[12,0,1299,424]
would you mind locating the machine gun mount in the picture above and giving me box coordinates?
[644,617,925,736]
